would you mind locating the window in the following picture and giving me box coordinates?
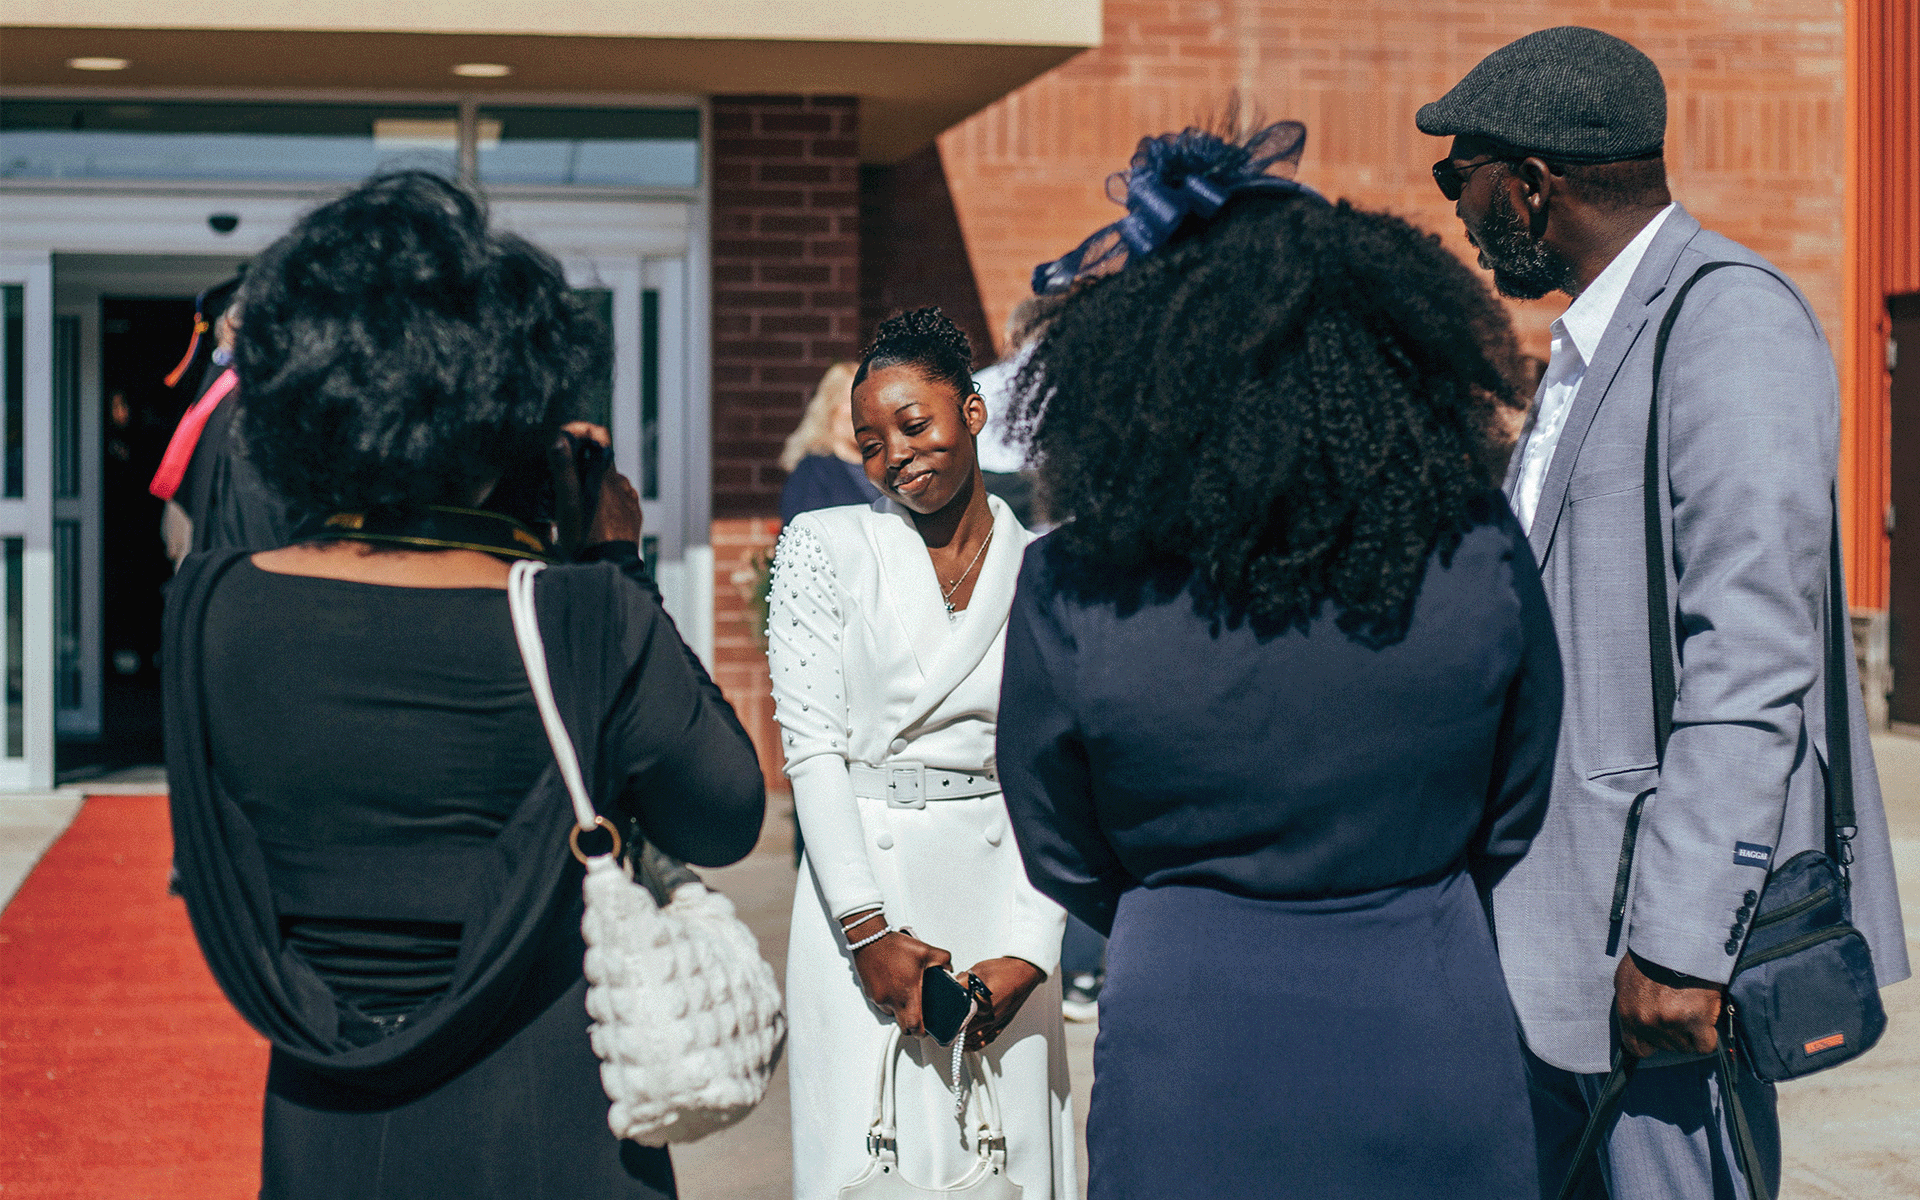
[478,108,699,188]
[0,101,460,183]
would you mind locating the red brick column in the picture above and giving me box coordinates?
[710,95,861,790]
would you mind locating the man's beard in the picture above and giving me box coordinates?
[1468,186,1580,300]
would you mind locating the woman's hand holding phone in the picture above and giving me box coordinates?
[958,957,1046,1051]
[551,421,641,551]
[849,925,953,1037]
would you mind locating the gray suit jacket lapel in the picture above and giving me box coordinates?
[1527,206,1704,565]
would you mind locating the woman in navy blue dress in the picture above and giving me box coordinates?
[996,122,1561,1200]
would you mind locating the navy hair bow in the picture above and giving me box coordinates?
[1031,120,1323,296]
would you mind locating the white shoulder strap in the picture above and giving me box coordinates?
[507,560,599,833]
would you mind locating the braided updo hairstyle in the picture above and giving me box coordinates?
[854,306,976,399]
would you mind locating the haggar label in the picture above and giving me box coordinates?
[1733,842,1773,869]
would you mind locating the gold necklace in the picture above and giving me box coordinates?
[940,523,995,617]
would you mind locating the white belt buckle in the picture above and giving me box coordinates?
[886,763,926,809]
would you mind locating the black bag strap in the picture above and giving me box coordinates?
[1716,1023,1774,1200]
[1641,260,1855,845]
[1553,1047,1636,1200]
[1555,1033,1772,1200]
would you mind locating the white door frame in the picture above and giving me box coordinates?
[53,255,252,740]
[0,251,57,789]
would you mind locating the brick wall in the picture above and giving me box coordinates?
[859,145,996,362]
[712,95,863,520]
[710,95,862,787]
[711,515,786,791]
[938,1,1846,363]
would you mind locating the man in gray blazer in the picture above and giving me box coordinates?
[1419,26,1909,1200]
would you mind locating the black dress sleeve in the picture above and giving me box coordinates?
[997,539,1131,936]
[578,541,766,868]
[1470,515,1564,896]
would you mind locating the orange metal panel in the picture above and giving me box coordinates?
[1845,0,1920,607]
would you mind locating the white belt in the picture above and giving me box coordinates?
[848,762,1000,809]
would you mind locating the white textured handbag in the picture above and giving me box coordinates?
[508,560,787,1146]
[838,1026,1022,1200]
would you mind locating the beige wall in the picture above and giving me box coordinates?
[6,0,1101,47]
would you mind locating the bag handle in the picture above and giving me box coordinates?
[1554,1028,1770,1200]
[507,560,619,861]
[1553,1046,1636,1200]
[1715,1018,1773,1198]
[862,1026,1008,1174]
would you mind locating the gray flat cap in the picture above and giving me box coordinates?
[1417,27,1665,162]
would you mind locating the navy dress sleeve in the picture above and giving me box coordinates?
[1470,517,1563,896]
[999,537,1131,936]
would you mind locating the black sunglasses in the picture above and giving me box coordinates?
[1431,156,1511,202]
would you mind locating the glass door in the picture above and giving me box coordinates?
[561,253,710,665]
[0,252,56,789]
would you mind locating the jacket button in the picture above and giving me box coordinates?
[1736,905,1752,921]
[876,833,894,850]
[1744,890,1759,905]
[1725,938,1740,955]
[984,820,1004,846]
[890,738,908,754]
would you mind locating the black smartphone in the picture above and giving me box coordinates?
[921,967,975,1046]
[564,433,611,534]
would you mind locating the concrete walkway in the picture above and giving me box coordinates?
[1774,735,1920,1198]
[3,752,1914,1197]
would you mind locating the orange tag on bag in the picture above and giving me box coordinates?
[1803,1032,1845,1055]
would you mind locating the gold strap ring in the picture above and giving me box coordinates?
[569,815,623,864]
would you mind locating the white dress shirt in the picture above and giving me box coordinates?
[1509,203,1677,533]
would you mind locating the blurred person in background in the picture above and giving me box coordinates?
[998,121,1559,1200]
[970,294,1067,529]
[153,272,294,568]
[163,171,764,1200]
[972,291,1103,1017]
[779,361,881,525]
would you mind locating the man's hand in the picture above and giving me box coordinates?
[1614,952,1723,1058]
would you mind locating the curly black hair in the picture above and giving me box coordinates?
[854,306,975,398]
[235,171,606,516]
[1013,192,1524,640]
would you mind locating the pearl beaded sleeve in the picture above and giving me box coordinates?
[767,517,885,921]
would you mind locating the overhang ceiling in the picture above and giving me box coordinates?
[0,24,1097,162]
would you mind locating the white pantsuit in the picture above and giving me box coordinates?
[768,495,1072,1200]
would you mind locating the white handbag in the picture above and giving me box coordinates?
[507,560,787,1146]
[838,1026,1023,1200]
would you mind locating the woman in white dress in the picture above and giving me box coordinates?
[769,307,1073,1199]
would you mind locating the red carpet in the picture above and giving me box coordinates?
[1,795,267,1198]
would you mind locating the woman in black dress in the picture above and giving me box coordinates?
[995,123,1561,1199]
[163,172,765,1199]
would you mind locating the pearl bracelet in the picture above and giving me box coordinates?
[845,922,902,953]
